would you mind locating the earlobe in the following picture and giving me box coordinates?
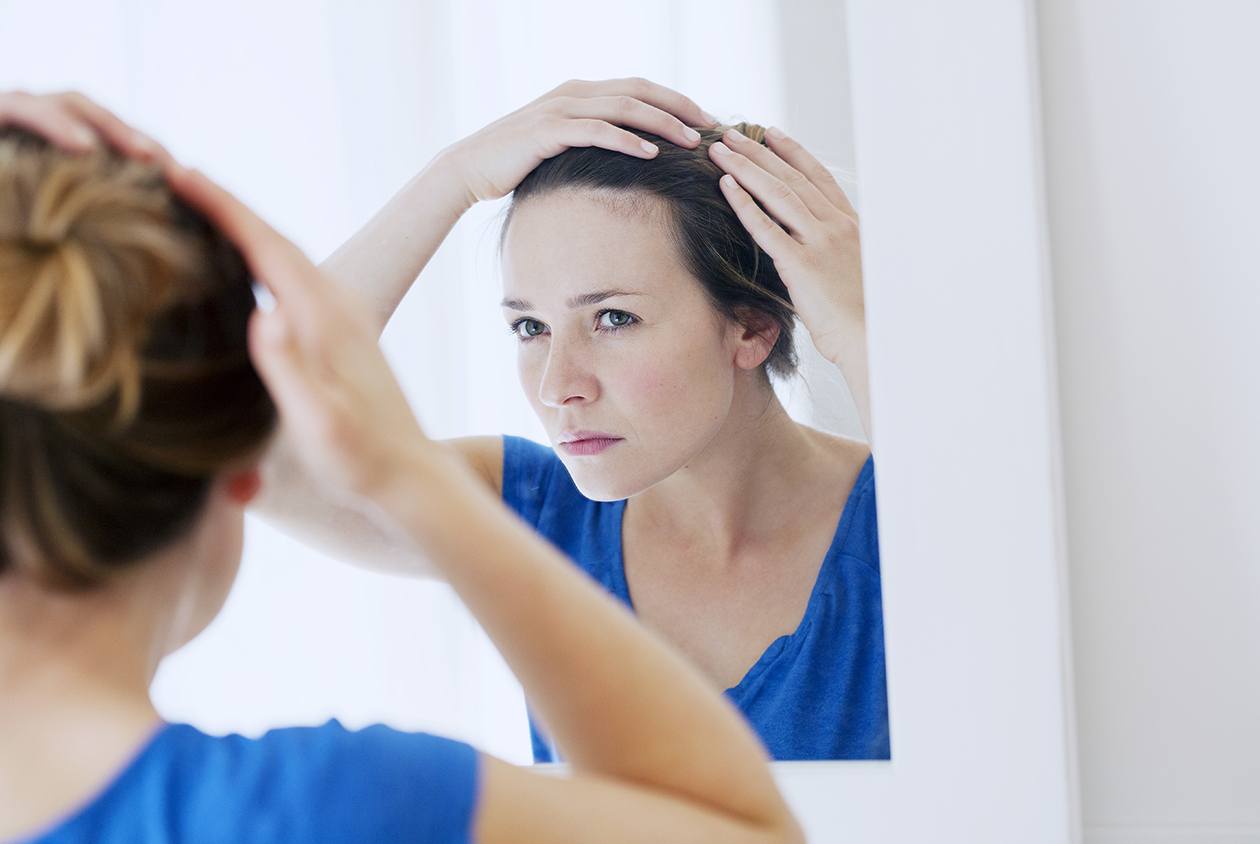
[224,468,262,506]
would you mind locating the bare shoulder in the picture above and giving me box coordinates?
[802,426,872,472]
[441,435,505,496]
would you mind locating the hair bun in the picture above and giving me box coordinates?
[0,129,201,419]
[729,122,768,144]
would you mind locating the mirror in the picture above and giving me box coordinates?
[1,0,888,764]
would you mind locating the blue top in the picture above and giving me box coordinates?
[15,719,480,843]
[500,434,891,763]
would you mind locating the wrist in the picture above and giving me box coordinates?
[370,440,483,546]
[425,147,479,215]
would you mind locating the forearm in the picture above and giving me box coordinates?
[319,150,476,335]
[826,306,873,444]
[381,447,794,831]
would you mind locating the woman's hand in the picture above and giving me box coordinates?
[164,163,445,507]
[444,77,717,203]
[709,127,873,439]
[0,89,172,164]
[709,127,864,362]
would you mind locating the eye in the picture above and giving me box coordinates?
[597,309,638,332]
[508,318,547,342]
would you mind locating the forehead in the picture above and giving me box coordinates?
[500,189,694,302]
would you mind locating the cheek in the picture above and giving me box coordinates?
[517,352,543,406]
[613,340,730,423]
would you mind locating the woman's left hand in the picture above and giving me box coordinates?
[0,90,172,164]
[709,126,864,368]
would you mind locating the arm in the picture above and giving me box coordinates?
[319,150,474,336]
[823,306,872,442]
[249,153,484,579]
[251,434,502,580]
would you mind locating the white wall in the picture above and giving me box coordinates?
[1037,2,1260,841]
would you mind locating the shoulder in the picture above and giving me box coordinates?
[158,720,481,842]
[443,435,506,495]
[805,428,880,571]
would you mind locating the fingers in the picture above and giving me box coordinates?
[552,117,664,159]
[0,91,96,151]
[718,174,799,264]
[709,139,819,241]
[600,76,719,129]
[556,93,705,149]
[762,127,858,221]
[162,164,330,335]
[718,127,838,223]
[57,91,172,165]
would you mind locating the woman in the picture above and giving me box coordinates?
[260,78,888,762]
[0,101,802,841]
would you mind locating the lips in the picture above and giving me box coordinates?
[557,430,624,457]
[559,429,621,444]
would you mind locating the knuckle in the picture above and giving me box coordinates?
[834,214,860,237]
[544,95,574,114]
[614,94,637,116]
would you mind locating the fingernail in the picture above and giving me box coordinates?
[767,126,787,140]
[711,141,731,156]
[640,140,659,155]
[701,110,719,125]
[684,127,700,142]
[73,127,96,147]
[727,128,745,142]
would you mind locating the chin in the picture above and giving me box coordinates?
[563,459,654,503]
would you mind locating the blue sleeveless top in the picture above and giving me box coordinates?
[15,719,480,843]
[500,435,891,762]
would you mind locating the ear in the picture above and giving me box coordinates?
[730,308,781,371]
[223,466,262,506]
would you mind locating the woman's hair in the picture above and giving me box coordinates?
[499,122,800,380]
[0,128,276,590]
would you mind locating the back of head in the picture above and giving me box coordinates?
[0,128,276,589]
[501,122,800,381]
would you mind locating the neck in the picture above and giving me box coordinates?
[632,376,827,562]
[0,560,187,730]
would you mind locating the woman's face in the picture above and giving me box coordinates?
[501,189,747,501]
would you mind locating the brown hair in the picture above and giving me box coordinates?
[0,128,276,589]
[499,122,799,380]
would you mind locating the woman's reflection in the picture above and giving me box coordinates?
[263,77,889,762]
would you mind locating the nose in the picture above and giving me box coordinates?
[537,338,599,408]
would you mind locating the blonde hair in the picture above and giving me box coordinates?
[0,128,276,589]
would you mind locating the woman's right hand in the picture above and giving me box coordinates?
[444,77,718,203]
[164,163,446,509]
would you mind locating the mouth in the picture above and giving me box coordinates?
[558,434,624,457]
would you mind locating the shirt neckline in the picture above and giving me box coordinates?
[610,452,875,697]
[8,720,176,844]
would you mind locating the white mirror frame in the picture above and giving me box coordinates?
[771,2,1082,840]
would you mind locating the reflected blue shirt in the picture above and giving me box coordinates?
[16,719,480,843]
[500,434,891,763]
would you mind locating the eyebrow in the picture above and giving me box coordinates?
[500,289,646,311]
